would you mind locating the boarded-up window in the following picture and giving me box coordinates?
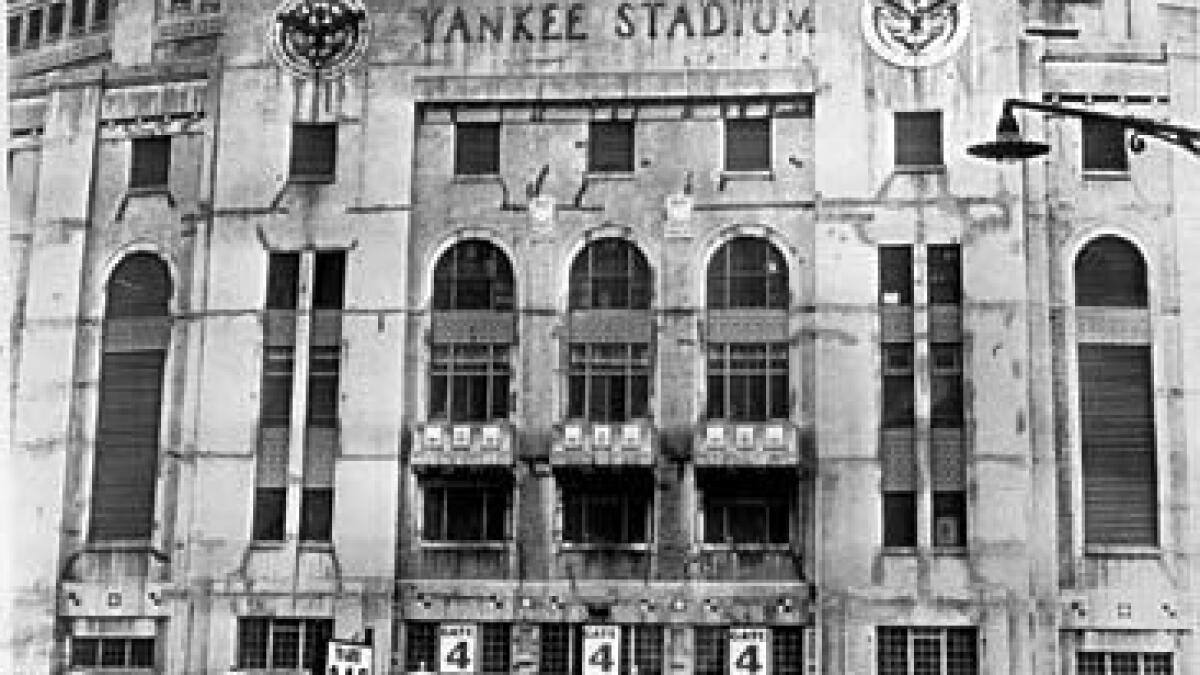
[1079,345,1158,546]
[1075,236,1147,307]
[455,123,501,176]
[130,136,171,189]
[1082,117,1128,172]
[289,123,337,183]
[433,240,515,310]
[569,238,651,310]
[879,246,913,305]
[588,121,635,173]
[707,237,788,309]
[725,118,771,172]
[894,111,943,168]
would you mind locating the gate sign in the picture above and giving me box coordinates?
[582,625,620,675]
[326,639,372,675]
[439,624,477,674]
[729,627,770,675]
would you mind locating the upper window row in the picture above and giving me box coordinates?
[7,0,109,53]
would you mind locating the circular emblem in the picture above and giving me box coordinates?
[269,0,369,78]
[861,0,971,68]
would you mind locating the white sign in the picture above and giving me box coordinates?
[326,640,372,675]
[582,625,620,675]
[729,627,770,675]
[439,624,477,674]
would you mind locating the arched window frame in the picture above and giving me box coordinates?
[432,239,515,311]
[705,236,789,309]
[568,237,652,310]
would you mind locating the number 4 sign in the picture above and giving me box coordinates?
[729,627,770,675]
[582,625,620,675]
[439,624,477,674]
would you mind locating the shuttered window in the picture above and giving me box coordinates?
[1075,236,1147,307]
[1082,117,1128,172]
[588,121,635,173]
[1079,345,1158,546]
[455,123,501,176]
[130,136,171,189]
[894,111,943,168]
[725,118,771,171]
[289,123,337,183]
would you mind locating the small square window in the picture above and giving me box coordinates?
[130,136,171,189]
[454,123,500,176]
[290,123,337,183]
[1082,117,1129,172]
[588,121,635,173]
[725,118,771,172]
[894,111,943,169]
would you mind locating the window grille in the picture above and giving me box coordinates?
[567,343,649,422]
[773,627,804,675]
[539,624,572,675]
[707,237,788,309]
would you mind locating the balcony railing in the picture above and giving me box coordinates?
[411,422,514,466]
[551,420,655,465]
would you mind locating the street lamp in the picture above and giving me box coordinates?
[967,98,1200,161]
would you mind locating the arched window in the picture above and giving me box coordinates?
[1075,236,1148,307]
[569,238,651,310]
[433,239,515,310]
[1073,236,1157,546]
[90,253,171,540]
[706,237,788,309]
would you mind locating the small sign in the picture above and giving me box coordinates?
[439,624,477,674]
[582,625,620,675]
[729,627,770,675]
[327,640,373,675]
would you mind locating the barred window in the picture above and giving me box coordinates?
[694,627,729,675]
[707,343,788,421]
[423,482,509,542]
[455,123,501,176]
[707,237,788,309]
[569,238,651,310]
[561,473,653,545]
[877,627,978,675]
[433,240,515,311]
[237,617,332,672]
[70,637,155,668]
[539,624,572,674]
[1078,652,1173,675]
[480,623,512,674]
[404,622,438,673]
[429,344,510,422]
[588,121,635,173]
[568,343,649,422]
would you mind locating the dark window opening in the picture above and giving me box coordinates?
[260,346,295,427]
[93,0,109,27]
[312,249,346,310]
[130,136,171,189]
[588,121,635,173]
[9,16,22,52]
[699,472,794,545]
[1077,652,1174,675]
[773,627,805,675]
[252,488,286,541]
[928,245,961,305]
[725,118,771,172]
[306,346,340,427]
[71,637,155,668]
[299,488,333,542]
[455,122,501,176]
[569,238,651,310]
[423,481,510,542]
[47,3,64,40]
[237,617,332,672]
[106,253,172,317]
[706,343,789,421]
[894,111,944,168]
[1082,117,1129,172]
[290,123,337,183]
[878,627,978,675]
[561,473,653,545]
[481,623,513,674]
[433,240,515,311]
[883,492,917,548]
[931,344,963,428]
[932,491,967,547]
[879,246,914,305]
[694,627,729,675]
[706,237,788,309]
[266,252,301,310]
[1074,236,1147,307]
[567,343,649,422]
[429,344,510,422]
[26,9,42,46]
[70,0,86,32]
[538,624,571,675]
[622,625,665,675]
[882,344,915,428]
[404,623,438,673]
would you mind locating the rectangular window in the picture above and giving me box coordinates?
[290,123,337,183]
[404,622,438,673]
[306,346,340,427]
[588,121,635,173]
[931,344,963,428]
[260,346,295,427]
[700,473,794,545]
[481,623,512,674]
[93,0,109,27]
[9,16,22,52]
[455,122,501,176]
[1077,652,1173,675]
[538,624,572,675]
[894,111,944,168]
[47,3,65,40]
[70,0,86,32]
[429,344,510,422]
[129,136,171,189]
[266,251,301,310]
[773,627,804,675]
[882,344,914,428]
[1082,117,1129,172]
[694,627,729,675]
[883,491,917,548]
[70,637,155,668]
[725,118,771,172]
[237,617,332,672]
[879,246,914,305]
[26,9,42,46]
[621,625,665,675]
[423,483,509,542]
[561,473,652,545]
[933,491,967,547]
[928,244,961,305]
[312,249,346,310]
[252,487,286,541]
[299,487,333,542]
[706,343,789,421]
[567,343,649,422]
[878,627,978,675]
